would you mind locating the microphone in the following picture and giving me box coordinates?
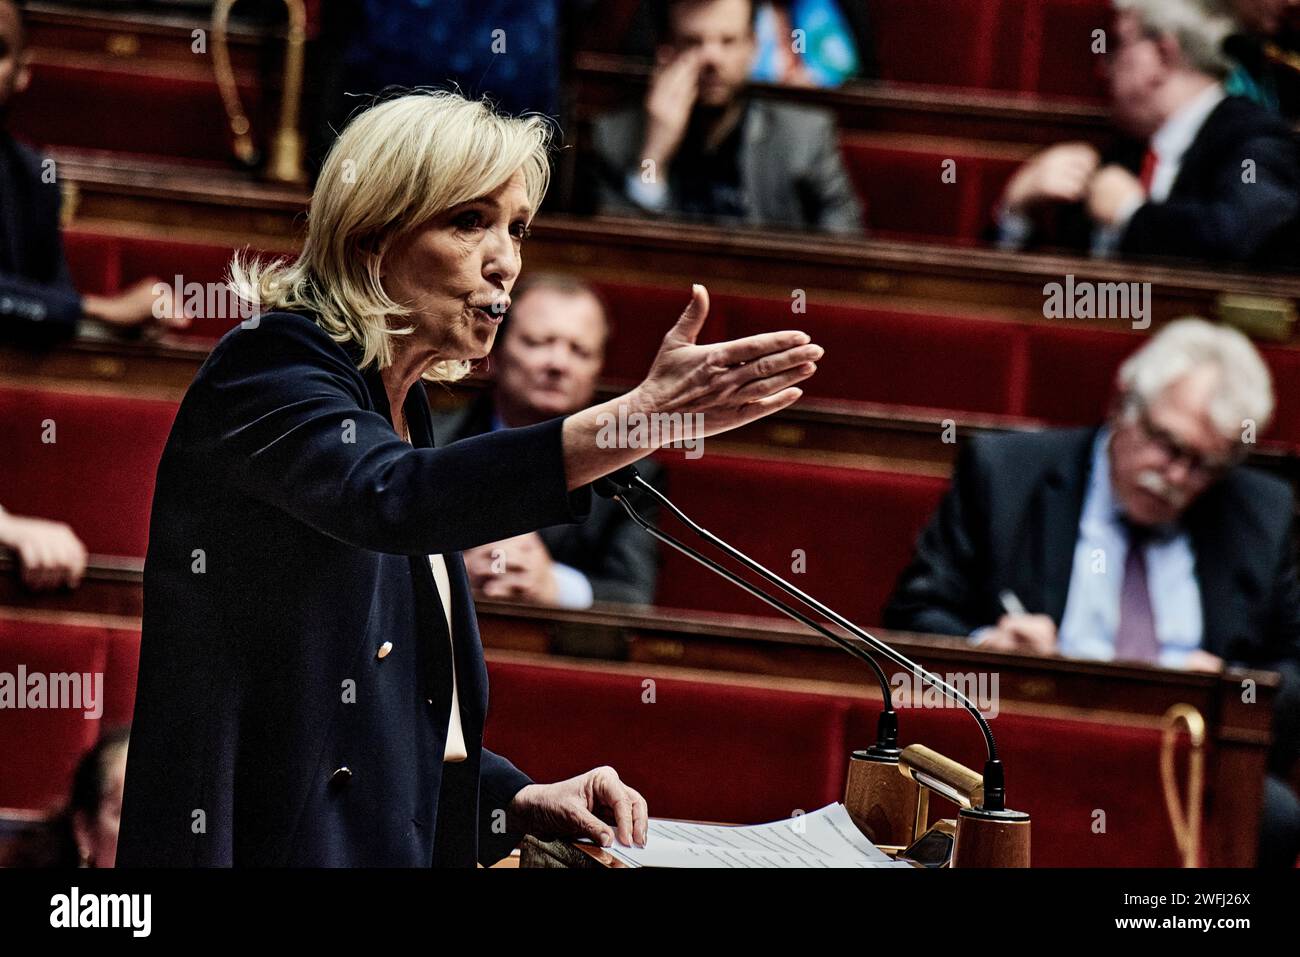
[595,463,1011,814]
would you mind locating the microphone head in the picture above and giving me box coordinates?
[593,464,642,499]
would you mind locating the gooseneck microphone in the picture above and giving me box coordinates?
[594,463,1011,813]
[594,468,902,756]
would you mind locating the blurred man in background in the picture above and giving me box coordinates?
[884,319,1300,866]
[995,0,1300,269]
[590,0,862,233]
[0,0,186,344]
[1,727,128,867]
[432,273,661,609]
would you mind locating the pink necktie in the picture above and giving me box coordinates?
[1114,525,1159,663]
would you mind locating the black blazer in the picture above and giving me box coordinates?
[882,427,1300,772]
[432,393,662,605]
[0,132,82,342]
[117,312,593,866]
[1021,96,1300,269]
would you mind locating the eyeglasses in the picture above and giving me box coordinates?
[1131,401,1239,480]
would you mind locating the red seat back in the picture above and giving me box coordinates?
[484,657,1196,866]
[653,454,948,627]
[485,658,851,824]
[0,616,139,811]
[720,295,1026,415]
[840,138,1025,243]
[0,386,177,557]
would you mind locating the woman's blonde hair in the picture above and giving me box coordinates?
[230,90,553,382]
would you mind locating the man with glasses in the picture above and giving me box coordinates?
[884,318,1300,866]
[994,0,1300,270]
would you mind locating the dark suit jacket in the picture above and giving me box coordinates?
[0,132,82,342]
[432,393,662,605]
[882,427,1300,772]
[117,312,593,866]
[1018,95,1300,269]
[589,98,863,234]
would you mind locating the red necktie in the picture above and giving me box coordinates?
[1138,147,1158,194]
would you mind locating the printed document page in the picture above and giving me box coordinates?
[595,803,915,868]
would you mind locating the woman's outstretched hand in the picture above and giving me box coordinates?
[630,284,820,436]
[562,284,821,488]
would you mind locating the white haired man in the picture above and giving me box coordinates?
[884,318,1300,866]
[996,0,1300,268]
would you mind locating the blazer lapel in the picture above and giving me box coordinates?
[1037,429,1098,624]
[1166,98,1229,201]
[1185,484,1252,659]
[407,385,489,735]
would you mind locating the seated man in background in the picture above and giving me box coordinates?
[589,0,862,234]
[0,0,184,344]
[610,0,878,87]
[0,504,86,591]
[1,726,127,867]
[883,319,1300,866]
[995,0,1300,270]
[432,273,661,609]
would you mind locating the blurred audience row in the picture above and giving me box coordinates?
[7,0,1300,301]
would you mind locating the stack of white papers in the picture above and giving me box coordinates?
[594,803,915,868]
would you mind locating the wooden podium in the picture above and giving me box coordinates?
[520,741,1031,868]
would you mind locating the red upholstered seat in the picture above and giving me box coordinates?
[867,0,1110,100]
[1024,324,1136,426]
[840,137,1026,243]
[846,702,1189,867]
[587,281,722,385]
[1001,0,1112,102]
[117,235,265,341]
[484,658,851,824]
[9,63,260,163]
[483,657,1194,866]
[62,232,121,297]
[1258,346,1300,450]
[0,616,139,811]
[652,454,948,627]
[1026,324,1299,448]
[102,626,142,728]
[63,230,289,341]
[718,294,1026,415]
[0,386,177,558]
[867,0,1001,91]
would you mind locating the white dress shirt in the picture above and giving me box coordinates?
[428,552,468,763]
[400,421,467,762]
